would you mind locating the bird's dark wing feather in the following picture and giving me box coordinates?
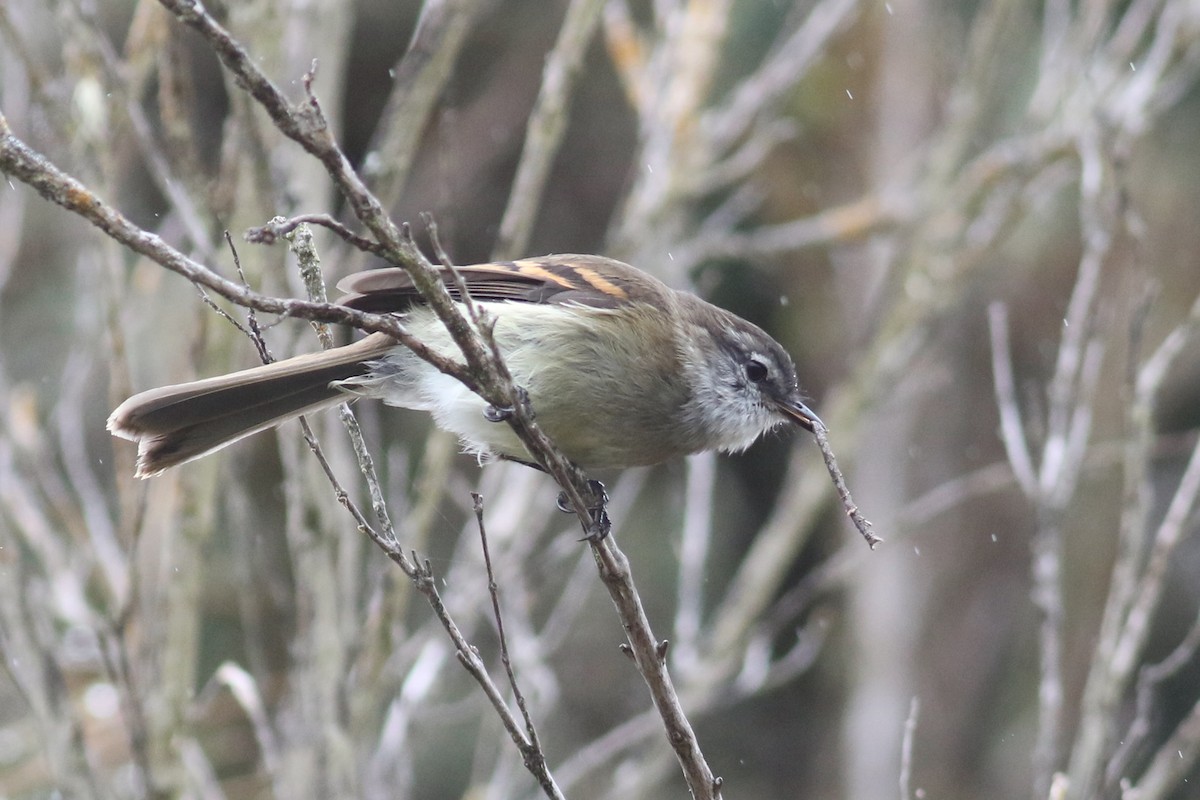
[336,254,665,312]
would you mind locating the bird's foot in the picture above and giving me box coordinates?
[557,479,611,541]
[483,403,513,422]
[483,386,532,423]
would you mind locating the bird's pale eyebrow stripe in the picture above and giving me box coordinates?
[511,260,577,289]
[571,266,629,299]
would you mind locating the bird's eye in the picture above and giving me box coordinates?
[745,359,769,383]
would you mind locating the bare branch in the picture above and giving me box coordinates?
[472,493,563,799]
[814,422,880,548]
[587,536,723,799]
[247,213,390,259]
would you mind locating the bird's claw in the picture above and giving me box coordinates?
[484,386,532,423]
[483,403,513,422]
[557,480,611,541]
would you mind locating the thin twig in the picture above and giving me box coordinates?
[587,534,723,799]
[246,213,390,260]
[286,220,335,346]
[223,221,407,569]
[472,493,563,799]
[812,422,880,548]
[280,221,408,556]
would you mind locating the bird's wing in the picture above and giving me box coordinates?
[336,254,665,312]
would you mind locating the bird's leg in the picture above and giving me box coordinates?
[495,458,609,537]
[584,480,612,540]
[498,455,544,471]
[557,479,610,541]
[483,388,608,538]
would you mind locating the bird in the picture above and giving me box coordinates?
[107,254,820,479]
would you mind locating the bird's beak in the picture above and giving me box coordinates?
[776,396,822,433]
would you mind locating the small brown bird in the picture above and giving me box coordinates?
[108,254,819,478]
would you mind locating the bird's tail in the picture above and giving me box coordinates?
[108,333,395,478]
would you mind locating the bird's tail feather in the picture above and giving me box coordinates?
[108,333,395,477]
